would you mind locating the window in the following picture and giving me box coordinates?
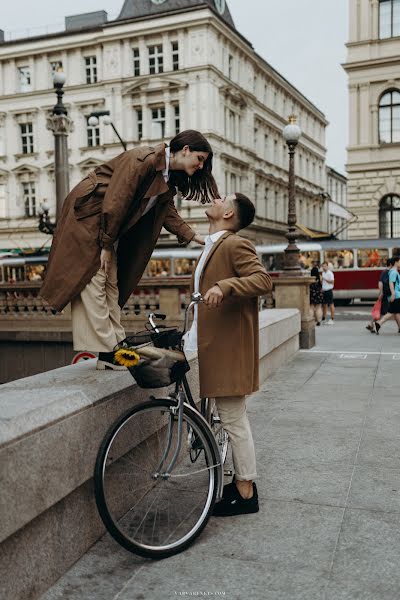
[136,109,143,141]
[264,134,269,160]
[50,61,63,77]
[151,107,165,138]
[132,48,140,77]
[324,249,354,269]
[174,105,180,135]
[171,42,179,71]
[379,90,400,143]
[174,258,197,276]
[379,0,400,38]
[85,56,97,84]
[379,194,400,238]
[148,45,163,75]
[23,182,36,217]
[20,123,34,154]
[148,259,171,278]
[228,54,233,79]
[18,66,31,92]
[358,248,389,268]
[86,117,100,147]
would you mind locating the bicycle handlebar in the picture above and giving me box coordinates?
[147,293,203,335]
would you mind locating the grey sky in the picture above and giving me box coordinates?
[2,0,348,172]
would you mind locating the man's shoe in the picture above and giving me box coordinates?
[213,483,259,517]
[373,322,381,335]
[326,319,335,325]
[96,351,127,371]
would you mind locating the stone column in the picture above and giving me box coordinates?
[141,94,150,141]
[274,276,315,348]
[46,114,74,220]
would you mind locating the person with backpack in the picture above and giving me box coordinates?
[374,256,400,334]
[366,258,393,332]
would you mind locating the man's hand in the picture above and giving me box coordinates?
[203,284,224,307]
[100,248,112,276]
[192,233,205,246]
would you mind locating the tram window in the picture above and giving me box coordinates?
[324,249,354,269]
[174,258,197,276]
[357,248,388,268]
[147,259,171,278]
[4,265,25,283]
[392,248,400,259]
[299,251,321,269]
[26,264,46,281]
[261,252,285,271]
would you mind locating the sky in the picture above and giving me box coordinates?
[1,0,349,172]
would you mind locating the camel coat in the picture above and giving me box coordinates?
[40,144,195,311]
[191,232,273,398]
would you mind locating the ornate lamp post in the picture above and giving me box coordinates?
[282,115,302,272]
[46,71,73,223]
[88,110,127,151]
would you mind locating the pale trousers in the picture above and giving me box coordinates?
[71,249,126,352]
[215,395,257,481]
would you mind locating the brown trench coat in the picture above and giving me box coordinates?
[40,144,195,311]
[191,232,273,398]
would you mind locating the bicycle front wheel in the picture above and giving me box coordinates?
[94,399,220,559]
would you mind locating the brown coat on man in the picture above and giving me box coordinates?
[40,144,195,311]
[192,232,272,398]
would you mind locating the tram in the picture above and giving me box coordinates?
[1,238,399,303]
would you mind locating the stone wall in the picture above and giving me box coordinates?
[0,308,300,600]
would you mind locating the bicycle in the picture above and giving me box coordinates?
[94,293,230,559]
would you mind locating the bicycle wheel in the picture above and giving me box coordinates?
[205,398,229,465]
[94,399,220,559]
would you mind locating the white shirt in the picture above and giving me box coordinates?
[322,269,334,291]
[142,146,170,216]
[183,230,228,353]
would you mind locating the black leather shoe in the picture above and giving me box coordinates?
[213,483,259,517]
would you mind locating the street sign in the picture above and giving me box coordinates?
[71,351,96,364]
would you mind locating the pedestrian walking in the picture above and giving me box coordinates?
[309,265,323,326]
[184,193,272,516]
[366,258,393,332]
[40,130,218,369]
[321,261,335,324]
[374,256,400,334]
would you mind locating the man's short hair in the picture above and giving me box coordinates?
[232,193,255,231]
[393,255,400,263]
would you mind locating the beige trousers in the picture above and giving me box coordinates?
[71,250,126,352]
[215,395,257,481]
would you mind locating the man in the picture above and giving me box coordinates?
[366,258,393,332]
[184,193,272,516]
[321,261,335,324]
[374,256,400,334]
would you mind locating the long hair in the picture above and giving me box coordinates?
[168,130,219,203]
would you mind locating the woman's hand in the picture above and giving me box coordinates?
[192,234,205,246]
[100,248,112,275]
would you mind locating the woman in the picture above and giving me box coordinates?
[40,130,219,369]
[309,265,323,326]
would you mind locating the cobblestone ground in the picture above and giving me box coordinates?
[42,321,400,600]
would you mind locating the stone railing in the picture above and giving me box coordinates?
[0,308,300,600]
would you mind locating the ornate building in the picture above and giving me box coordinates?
[0,0,330,252]
[344,0,400,239]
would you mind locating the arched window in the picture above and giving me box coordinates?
[379,0,400,38]
[379,194,400,238]
[379,90,400,143]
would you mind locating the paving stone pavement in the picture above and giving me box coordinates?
[42,321,400,600]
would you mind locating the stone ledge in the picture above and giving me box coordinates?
[0,308,300,600]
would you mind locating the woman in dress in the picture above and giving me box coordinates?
[309,265,323,326]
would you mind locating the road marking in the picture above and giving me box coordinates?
[300,350,400,357]
[339,353,367,359]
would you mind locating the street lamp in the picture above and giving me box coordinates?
[282,115,302,272]
[38,199,56,235]
[45,70,73,228]
[88,110,127,151]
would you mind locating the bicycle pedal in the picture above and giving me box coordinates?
[224,469,233,477]
[212,416,221,425]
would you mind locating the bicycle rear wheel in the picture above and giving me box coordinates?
[205,398,229,465]
[94,399,220,559]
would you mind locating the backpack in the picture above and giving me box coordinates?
[381,270,391,298]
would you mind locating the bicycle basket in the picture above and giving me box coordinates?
[117,331,153,347]
[130,350,189,389]
[151,328,183,350]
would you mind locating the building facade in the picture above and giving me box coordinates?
[0,0,330,252]
[326,166,349,240]
[344,0,400,239]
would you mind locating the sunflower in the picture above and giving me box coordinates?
[114,348,140,368]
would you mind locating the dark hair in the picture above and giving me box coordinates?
[393,255,400,263]
[387,257,395,267]
[168,130,219,203]
[310,266,320,281]
[232,193,255,231]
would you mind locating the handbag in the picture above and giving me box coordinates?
[371,297,382,321]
